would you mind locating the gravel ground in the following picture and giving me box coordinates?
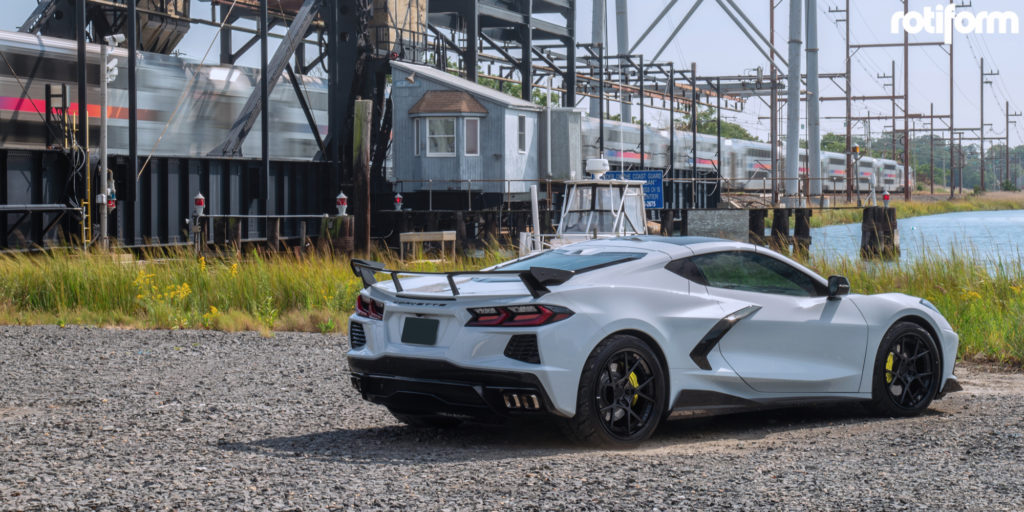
[1,325,1023,511]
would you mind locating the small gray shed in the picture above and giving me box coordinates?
[390,61,542,195]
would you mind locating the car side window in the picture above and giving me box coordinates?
[685,251,825,297]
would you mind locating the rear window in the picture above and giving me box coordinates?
[496,250,644,272]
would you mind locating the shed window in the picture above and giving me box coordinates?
[427,118,456,156]
[465,118,479,156]
[518,115,527,153]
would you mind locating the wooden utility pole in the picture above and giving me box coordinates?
[980,57,999,191]
[354,99,373,254]
[929,103,934,195]
[1007,100,1021,185]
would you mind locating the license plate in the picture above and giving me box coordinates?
[401,317,439,346]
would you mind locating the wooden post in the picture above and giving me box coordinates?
[298,221,307,255]
[230,218,242,254]
[770,208,791,254]
[660,208,674,236]
[793,208,812,257]
[213,218,226,246]
[353,99,372,254]
[861,207,900,260]
[748,209,767,246]
[455,211,467,252]
[268,218,280,253]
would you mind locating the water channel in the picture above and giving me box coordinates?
[810,209,1024,263]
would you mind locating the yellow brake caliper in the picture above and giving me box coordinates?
[885,353,895,383]
[629,371,639,406]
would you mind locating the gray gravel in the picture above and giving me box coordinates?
[1,325,1023,511]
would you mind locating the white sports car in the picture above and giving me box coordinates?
[346,236,961,447]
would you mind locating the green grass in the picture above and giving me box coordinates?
[802,249,1024,366]
[0,245,507,335]
[808,195,1024,228]
[0,243,1021,367]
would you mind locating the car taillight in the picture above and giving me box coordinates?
[356,295,385,320]
[467,305,573,327]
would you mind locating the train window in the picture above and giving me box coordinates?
[518,115,527,152]
[427,118,456,156]
[465,118,479,156]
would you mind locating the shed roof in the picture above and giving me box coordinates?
[392,60,542,111]
[409,90,488,115]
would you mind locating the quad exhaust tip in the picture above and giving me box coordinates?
[503,392,541,410]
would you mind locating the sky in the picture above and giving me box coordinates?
[5,0,1022,146]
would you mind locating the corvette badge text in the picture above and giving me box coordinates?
[891,5,1019,44]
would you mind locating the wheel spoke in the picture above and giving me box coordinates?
[635,391,656,404]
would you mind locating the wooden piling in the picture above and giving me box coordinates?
[770,208,791,253]
[268,218,281,253]
[660,209,675,236]
[748,209,767,246]
[861,207,899,259]
[793,208,812,257]
[455,211,467,252]
[353,99,372,254]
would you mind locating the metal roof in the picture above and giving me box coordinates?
[392,61,542,111]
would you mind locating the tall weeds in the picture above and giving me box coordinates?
[0,242,1020,365]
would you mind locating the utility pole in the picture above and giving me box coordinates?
[878,62,895,160]
[902,0,911,200]
[980,57,998,191]
[949,0,955,199]
[770,0,779,204]
[828,1,852,201]
[784,0,803,202]
[806,0,822,199]
[929,103,934,195]
[1007,100,1021,185]
[590,0,606,119]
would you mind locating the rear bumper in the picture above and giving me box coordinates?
[347,356,556,419]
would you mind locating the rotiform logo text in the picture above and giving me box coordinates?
[891,5,1019,44]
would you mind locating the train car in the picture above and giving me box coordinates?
[581,117,669,171]
[0,29,328,160]
[821,151,849,193]
[669,131,721,176]
[876,160,900,192]
[855,157,876,193]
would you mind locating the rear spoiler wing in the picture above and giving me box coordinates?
[349,259,574,299]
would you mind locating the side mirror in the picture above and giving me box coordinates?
[827,276,851,300]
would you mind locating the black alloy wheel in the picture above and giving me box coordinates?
[562,334,666,447]
[870,322,941,416]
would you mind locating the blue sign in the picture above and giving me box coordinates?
[604,170,664,209]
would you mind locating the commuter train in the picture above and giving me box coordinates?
[0,29,328,160]
[0,27,910,196]
[581,116,914,194]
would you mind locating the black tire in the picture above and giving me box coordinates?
[389,410,463,429]
[869,322,941,417]
[560,334,667,448]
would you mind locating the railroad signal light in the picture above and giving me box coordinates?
[193,193,206,218]
[394,193,403,211]
[336,191,348,216]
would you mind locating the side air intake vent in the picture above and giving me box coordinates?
[349,321,367,349]
[504,335,540,364]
